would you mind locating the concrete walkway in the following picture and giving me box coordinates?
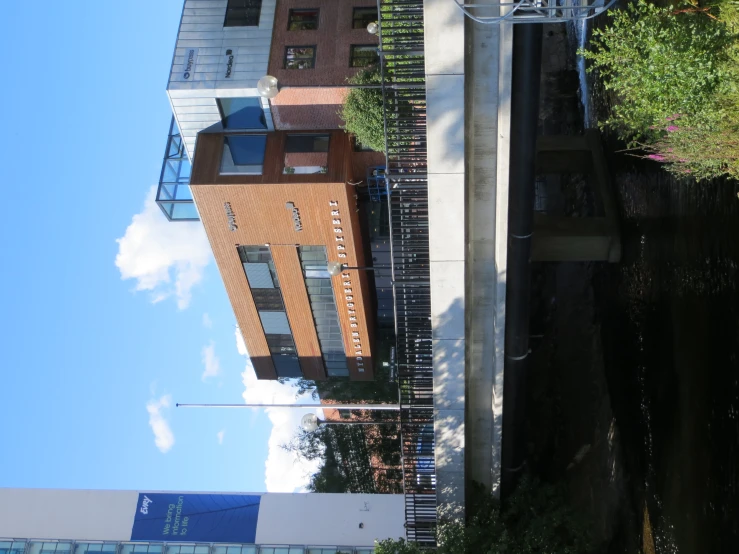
[424,0,513,514]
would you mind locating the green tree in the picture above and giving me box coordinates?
[284,423,402,493]
[582,0,739,178]
[582,0,735,141]
[374,479,591,554]
[340,69,386,153]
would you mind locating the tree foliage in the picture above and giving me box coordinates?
[374,479,591,554]
[582,0,739,178]
[340,69,386,153]
[284,423,402,494]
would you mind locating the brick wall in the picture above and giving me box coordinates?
[268,0,379,130]
[268,0,379,87]
[271,87,349,130]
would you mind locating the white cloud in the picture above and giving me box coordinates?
[201,341,221,381]
[146,394,175,453]
[115,186,211,310]
[217,429,226,445]
[202,313,213,328]
[237,329,320,492]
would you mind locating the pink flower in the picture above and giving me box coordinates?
[667,125,679,132]
[648,154,666,161]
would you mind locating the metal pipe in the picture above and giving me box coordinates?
[501,23,543,501]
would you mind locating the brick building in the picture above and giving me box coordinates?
[155,0,390,381]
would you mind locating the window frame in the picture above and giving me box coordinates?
[352,6,378,29]
[349,44,379,68]
[287,8,320,30]
[284,46,316,69]
[220,134,268,175]
[224,0,263,27]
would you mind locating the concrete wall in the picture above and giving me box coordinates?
[424,0,467,515]
[255,493,405,546]
[0,489,139,540]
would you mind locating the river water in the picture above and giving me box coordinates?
[569,17,739,554]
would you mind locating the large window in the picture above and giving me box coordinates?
[212,547,257,554]
[120,545,162,554]
[350,45,379,68]
[239,246,301,378]
[221,135,267,175]
[283,134,329,175]
[29,544,72,554]
[75,545,118,554]
[224,0,262,26]
[218,98,267,130]
[288,9,319,30]
[298,246,349,377]
[284,46,316,69]
[352,7,378,29]
[0,542,28,554]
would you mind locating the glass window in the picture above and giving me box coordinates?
[239,245,300,376]
[221,135,267,175]
[29,543,72,554]
[218,98,268,130]
[75,544,117,554]
[120,544,162,554]
[284,134,329,175]
[352,7,378,29]
[244,262,275,289]
[214,547,256,554]
[350,45,379,68]
[284,46,316,69]
[225,0,262,26]
[298,246,349,376]
[0,542,27,554]
[158,202,200,221]
[259,548,303,554]
[288,8,319,30]
[259,311,292,335]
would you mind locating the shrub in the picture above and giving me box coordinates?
[340,69,386,153]
[582,0,735,142]
[374,479,591,554]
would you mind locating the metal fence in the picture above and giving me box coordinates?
[376,0,437,546]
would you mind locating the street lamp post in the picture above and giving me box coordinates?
[176,402,401,432]
[326,261,391,277]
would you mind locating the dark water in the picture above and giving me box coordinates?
[587,96,739,554]
[563,17,739,552]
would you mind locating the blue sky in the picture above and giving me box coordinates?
[0,1,316,493]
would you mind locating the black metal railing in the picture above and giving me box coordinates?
[377,0,437,546]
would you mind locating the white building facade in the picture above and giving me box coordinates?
[0,489,405,554]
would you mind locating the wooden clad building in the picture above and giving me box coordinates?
[190,130,376,381]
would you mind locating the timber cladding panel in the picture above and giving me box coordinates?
[190,149,374,381]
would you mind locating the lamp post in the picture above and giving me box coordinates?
[176,402,401,431]
[326,261,391,277]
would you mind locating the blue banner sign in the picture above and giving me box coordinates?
[131,493,261,543]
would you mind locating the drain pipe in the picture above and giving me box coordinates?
[501,22,543,501]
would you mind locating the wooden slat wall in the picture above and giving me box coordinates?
[190,132,375,380]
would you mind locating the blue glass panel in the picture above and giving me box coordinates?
[174,184,193,201]
[227,135,267,165]
[219,98,267,129]
[170,203,199,220]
